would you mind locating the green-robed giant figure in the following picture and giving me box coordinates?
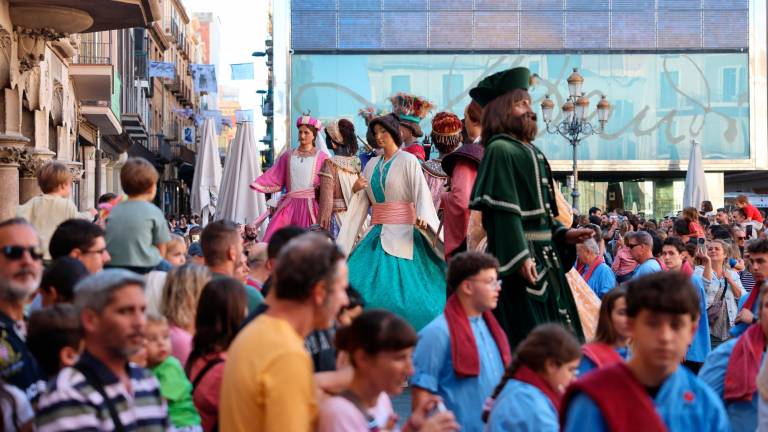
[469,67,591,348]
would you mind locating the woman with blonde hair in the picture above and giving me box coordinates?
[694,238,744,348]
[161,263,212,366]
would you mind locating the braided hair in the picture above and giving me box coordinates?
[482,324,581,422]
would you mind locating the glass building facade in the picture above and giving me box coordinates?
[279,0,763,216]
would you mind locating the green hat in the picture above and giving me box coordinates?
[469,67,533,108]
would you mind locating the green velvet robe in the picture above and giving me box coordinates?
[470,134,585,347]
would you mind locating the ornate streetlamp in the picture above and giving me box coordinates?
[540,68,611,210]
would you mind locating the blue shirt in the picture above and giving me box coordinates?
[687,275,712,363]
[564,366,730,432]
[579,262,617,298]
[577,346,629,377]
[486,379,558,432]
[699,337,761,432]
[632,258,662,279]
[411,314,505,432]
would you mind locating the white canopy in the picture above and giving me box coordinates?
[683,138,709,209]
[216,121,268,230]
[190,117,222,227]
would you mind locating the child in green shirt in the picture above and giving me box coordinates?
[145,314,201,432]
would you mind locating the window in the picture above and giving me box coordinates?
[660,71,679,109]
[442,73,463,107]
[722,67,737,102]
[391,75,411,93]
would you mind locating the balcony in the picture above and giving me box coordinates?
[81,103,122,136]
[9,0,160,33]
[71,33,113,102]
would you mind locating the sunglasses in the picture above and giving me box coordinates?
[1,245,43,261]
[628,243,642,249]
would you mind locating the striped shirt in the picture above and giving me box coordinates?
[741,270,756,293]
[36,351,168,432]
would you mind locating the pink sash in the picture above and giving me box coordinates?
[371,202,416,225]
[576,256,605,284]
[252,188,317,227]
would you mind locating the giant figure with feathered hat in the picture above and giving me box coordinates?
[389,93,434,161]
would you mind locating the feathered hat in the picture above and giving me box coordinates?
[389,93,435,138]
[430,112,463,154]
[296,111,322,130]
[358,106,388,126]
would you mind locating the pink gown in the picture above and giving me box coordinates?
[250,148,328,241]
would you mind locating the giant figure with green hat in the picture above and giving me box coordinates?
[469,66,592,347]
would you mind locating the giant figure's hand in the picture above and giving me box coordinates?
[565,228,594,244]
[519,258,538,284]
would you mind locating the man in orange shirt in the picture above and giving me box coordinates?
[219,233,349,432]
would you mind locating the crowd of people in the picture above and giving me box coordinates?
[2,63,768,432]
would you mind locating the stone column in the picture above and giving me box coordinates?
[0,145,23,221]
[18,152,43,204]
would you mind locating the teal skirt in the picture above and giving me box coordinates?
[348,225,446,331]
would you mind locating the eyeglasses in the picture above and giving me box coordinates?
[736,237,747,241]
[467,278,503,288]
[628,243,642,249]
[1,245,43,261]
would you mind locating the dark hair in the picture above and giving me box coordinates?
[483,324,580,422]
[747,239,768,255]
[673,218,690,236]
[200,220,240,266]
[49,219,105,259]
[40,257,89,303]
[736,208,747,219]
[27,304,82,377]
[120,157,159,196]
[662,236,686,253]
[267,226,307,259]
[711,227,733,241]
[327,119,358,156]
[345,286,365,310]
[446,252,499,294]
[701,200,714,213]
[625,271,700,319]
[186,277,248,374]
[481,89,536,146]
[589,207,601,216]
[584,223,602,243]
[97,193,117,205]
[588,215,602,225]
[369,114,403,147]
[274,233,345,301]
[594,287,627,345]
[685,241,697,258]
[335,309,417,366]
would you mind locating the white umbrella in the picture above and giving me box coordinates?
[216,121,268,229]
[683,138,709,209]
[190,117,222,227]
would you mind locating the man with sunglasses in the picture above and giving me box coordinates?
[412,252,509,431]
[628,231,662,280]
[0,218,46,401]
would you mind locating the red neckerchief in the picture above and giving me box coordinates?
[513,365,562,412]
[444,294,511,377]
[561,363,667,432]
[724,323,766,402]
[581,342,624,369]
[576,256,605,284]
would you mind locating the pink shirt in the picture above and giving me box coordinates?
[611,246,638,277]
[170,325,192,367]
[188,352,227,432]
[318,392,397,432]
